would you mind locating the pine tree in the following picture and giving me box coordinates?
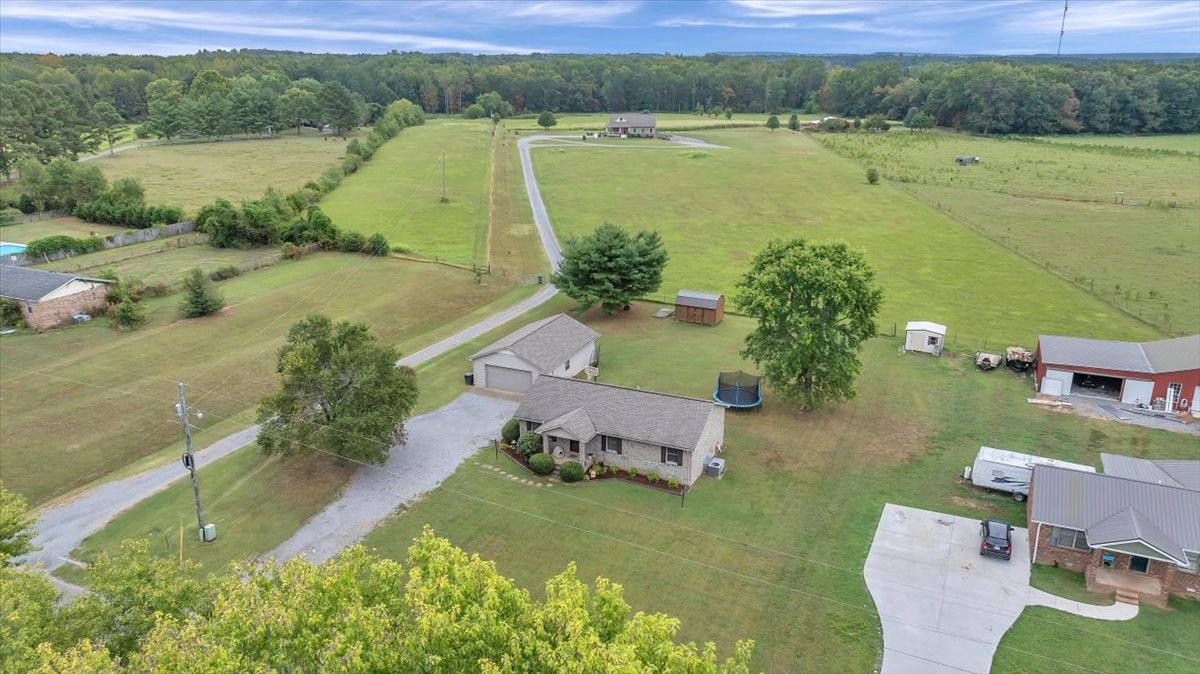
[180,268,225,318]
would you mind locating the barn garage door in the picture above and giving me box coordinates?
[485,365,533,392]
[1120,379,1154,406]
[1042,369,1074,396]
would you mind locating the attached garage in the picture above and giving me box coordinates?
[468,313,600,394]
[1035,334,1200,413]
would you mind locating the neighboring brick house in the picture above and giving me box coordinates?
[1028,455,1200,607]
[0,265,112,331]
[513,376,725,486]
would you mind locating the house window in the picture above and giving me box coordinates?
[662,447,682,466]
[25,301,34,313]
[1050,526,1090,551]
[927,335,939,345]
[1179,552,1200,575]
[1167,382,1183,409]
[603,435,622,454]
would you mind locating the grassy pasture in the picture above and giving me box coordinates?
[1029,133,1200,153]
[93,130,360,213]
[35,234,276,286]
[0,252,510,506]
[0,216,127,244]
[814,131,1200,334]
[502,112,774,132]
[322,120,491,265]
[532,128,1159,348]
[366,301,1199,673]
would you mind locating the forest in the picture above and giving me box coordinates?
[2,50,1198,175]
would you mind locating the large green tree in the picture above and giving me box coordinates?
[142,78,185,140]
[88,101,125,156]
[0,482,37,566]
[281,86,319,134]
[318,81,359,136]
[735,239,883,410]
[551,222,669,315]
[257,313,418,464]
[537,110,557,130]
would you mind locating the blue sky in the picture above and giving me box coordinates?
[1,1,1197,56]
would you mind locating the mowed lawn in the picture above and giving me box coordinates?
[36,234,276,287]
[365,302,1199,673]
[322,119,491,265]
[0,216,127,244]
[93,130,359,213]
[532,129,1160,348]
[0,251,510,506]
[502,112,774,132]
[814,131,1200,335]
[1031,133,1200,152]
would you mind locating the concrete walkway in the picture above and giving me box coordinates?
[865,504,1138,674]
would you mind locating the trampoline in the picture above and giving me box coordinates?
[713,371,763,409]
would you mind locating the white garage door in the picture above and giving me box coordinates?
[1121,379,1154,406]
[1042,369,1074,396]
[485,364,533,392]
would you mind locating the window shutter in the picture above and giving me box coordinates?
[661,447,667,463]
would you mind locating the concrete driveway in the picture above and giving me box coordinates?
[865,504,1032,674]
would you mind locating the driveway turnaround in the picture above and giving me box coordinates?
[864,504,1136,674]
[267,392,517,564]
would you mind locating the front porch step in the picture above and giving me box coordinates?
[1115,589,1141,605]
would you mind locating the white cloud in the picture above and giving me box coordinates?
[402,0,641,25]
[0,32,232,56]
[727,0,874,18]
[656,18,799,29]
[1005,0,1200,35]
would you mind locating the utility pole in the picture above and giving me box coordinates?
[176,383,206,538]
[1057,0,1069,56]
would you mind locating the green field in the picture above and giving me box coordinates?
[35,233,276,286]
[93,130,359,213]
[365,301,1199,672]
[0,251,510,506]
[814,130,1200,334]
[322,120,491,265]
[532,128,1160,348]
[1030,133,1200,152]
[502,112,774,132]
[0,215,127,244]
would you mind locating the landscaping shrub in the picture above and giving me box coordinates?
[0,299,23,327]
[559,461,585,483]
[528,453,555,475]
[391,244,414,255]
[140,283,172,298]
[866,168,879,184]
[627,467,638,478]
[667,478,680,490]
[112,299,145,329]
[647,472,660,484]
[281,242,305,260]
[608,465,619,475]
[336,231,367,253]
[516,432,542,458]
[208,265,241,281]
[501,419,520,443]
[17,194,36,214]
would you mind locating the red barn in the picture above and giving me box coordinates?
[1035,334,1200,413]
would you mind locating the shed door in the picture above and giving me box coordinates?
[1042,369,1073,396]
[485,365,533,392]
[1120,379,1154,406]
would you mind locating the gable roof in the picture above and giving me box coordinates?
[675,290,722,310]
[468,314,599,373]
[1037,334,1200,374]
[514,376,719,450]
[1030,463,1200,564]
[539,407,597,443]
[1102,454,1200,491]
[0,265,111,302]
[607,113,656,127]
[906,321,946,335]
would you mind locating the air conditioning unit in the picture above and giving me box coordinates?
[705,457,725,478]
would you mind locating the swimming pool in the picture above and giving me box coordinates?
[0,241,27,257]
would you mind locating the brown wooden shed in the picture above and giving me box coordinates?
[675,290,724,325]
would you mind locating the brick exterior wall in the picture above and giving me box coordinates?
[19,285,109,331]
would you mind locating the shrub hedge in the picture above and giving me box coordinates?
[528,453,556,475]
[559,461,585,483]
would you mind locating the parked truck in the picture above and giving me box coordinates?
[965,446,1095,501]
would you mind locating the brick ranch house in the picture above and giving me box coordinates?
[0,265,112,331]
[1028,454,1200,607]
[513,376,724,486]
[604,113,657,138]
[1035,334,1200,414]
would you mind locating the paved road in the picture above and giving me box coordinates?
[864,504,1136,674]
[268,393,517,563]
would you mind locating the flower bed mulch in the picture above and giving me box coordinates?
[496,445,684,494]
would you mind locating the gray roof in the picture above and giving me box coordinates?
[607,113,657,127]
[514,376,719,450]
[1038,334,1200,374]
[1030,464,1200,564]
[1102,454,1200,491]
[469,314,599,373]
[675,290,723,310]
[0,265,111,302]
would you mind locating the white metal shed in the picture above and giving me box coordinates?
[905,321,947,356]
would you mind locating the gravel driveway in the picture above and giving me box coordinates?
[266,393,517,564]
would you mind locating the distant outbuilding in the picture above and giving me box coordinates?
[675,290,724,325]
[0,265,112,331]
[905,321,946,356]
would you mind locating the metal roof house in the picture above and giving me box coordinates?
[467,314,599,393]
[904,321,946,356]
[0,265,112,331]
[605,113,657,138]
[1029,456,1200,606]
[1035,334,1200,413]
[513,376,725,486]
[674,290,724,325]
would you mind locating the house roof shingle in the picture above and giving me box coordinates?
[468,314,599,373]
[0,265,111,302]
[1030,463,1200,564]
[515,376,718,450]
[607,113,657,127]
[1102,454,1200,491]
[1038,334,1200,374]
[675,290,722,310]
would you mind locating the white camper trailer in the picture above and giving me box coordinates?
[967,446,1095,501]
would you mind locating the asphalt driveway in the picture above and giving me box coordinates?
[864,504,1032,674]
